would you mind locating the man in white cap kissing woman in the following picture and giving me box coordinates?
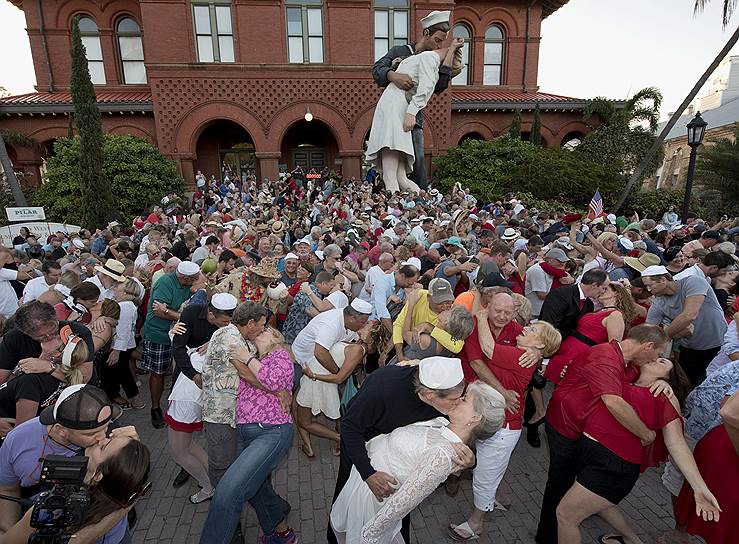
[326,354,475,544]
[371,9,455,191]
[141,260,202,429]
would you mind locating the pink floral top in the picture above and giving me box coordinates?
[235,348,294,425]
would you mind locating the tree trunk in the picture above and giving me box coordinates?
[615,23,739,211]
[0,134,28,206]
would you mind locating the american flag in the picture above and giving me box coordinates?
[588,191,603,220]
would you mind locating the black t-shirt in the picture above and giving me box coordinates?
[12,236,26,246]
[0,321,95,373]
[0,373,64,418]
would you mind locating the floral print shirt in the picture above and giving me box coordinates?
[682,360,739,443]
[202,324,253,427]
[236,348,294,425]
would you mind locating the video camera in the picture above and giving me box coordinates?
[29,456,89,544]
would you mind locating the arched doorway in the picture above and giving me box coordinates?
[280,120,338,173]
[561,131,585,151]
[458,132,485,145]
[195,120,257,182]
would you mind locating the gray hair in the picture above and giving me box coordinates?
[467,382,506,441]
[232,301,269,326]
[323,244,342,258]
[445,306,474,342]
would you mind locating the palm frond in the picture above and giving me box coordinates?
[694,0,737,27]
[583,98,617,125]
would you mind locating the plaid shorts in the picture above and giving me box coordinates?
[141,340,173,375]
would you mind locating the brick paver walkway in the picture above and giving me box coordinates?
[122,377,698,544]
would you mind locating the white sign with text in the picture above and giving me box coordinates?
[6,207,46,222]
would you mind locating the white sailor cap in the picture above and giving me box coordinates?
[421,10,451,30]
[419,357,464,389]
[177,261,200,276]
[211,293,238,311]
[350,298,373,314]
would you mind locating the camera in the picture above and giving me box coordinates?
[29,456,89,544]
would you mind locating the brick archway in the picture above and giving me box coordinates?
[173,101,266,155]
[269,102,350,152]
[451,121,495,146]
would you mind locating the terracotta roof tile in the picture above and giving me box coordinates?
[0,91,152,105]
[451,90,579,103]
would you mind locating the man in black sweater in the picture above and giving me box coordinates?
[326,358,474,544]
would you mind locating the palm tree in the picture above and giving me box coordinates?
[696,124,739,214]
[615,0,739,209]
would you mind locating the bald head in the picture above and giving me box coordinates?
[487,293,515,331]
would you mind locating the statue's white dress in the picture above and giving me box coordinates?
[365,51,442,174]
[330,418,460,544]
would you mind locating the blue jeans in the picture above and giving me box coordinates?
[199,422,294,544]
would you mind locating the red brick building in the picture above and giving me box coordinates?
[1,0,596,187]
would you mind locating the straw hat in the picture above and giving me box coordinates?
[249,257,281,279]
[94,259,126,282]
[623,252,661,273]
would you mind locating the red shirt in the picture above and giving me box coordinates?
[547,341,638,439]
[584,384,680,465]
[462,319,530,429]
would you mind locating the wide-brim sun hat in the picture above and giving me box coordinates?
[249,257,282,279]
[94,259,126,282]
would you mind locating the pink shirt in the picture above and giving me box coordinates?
[235,348,294,425]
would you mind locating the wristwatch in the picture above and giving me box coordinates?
[48,359,60,373]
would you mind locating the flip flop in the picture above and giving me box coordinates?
[447,522,480,541]
[598,535,626,544]
[300,444,315,459]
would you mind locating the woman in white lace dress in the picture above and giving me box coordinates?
[330,381,506,544]
[365,39,463,194]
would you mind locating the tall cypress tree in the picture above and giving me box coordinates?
[508,109,521,139]
[70,16,112,229]
[531,104,542,146]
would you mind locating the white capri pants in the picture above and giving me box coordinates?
[473,426,521,512]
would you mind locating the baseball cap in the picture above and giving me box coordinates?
[428,278,455,303]
[641,265,670,277]
[545,248,570,263]
[481,273,513,289]
[446,236,465,249]
[39,384,121,430]
[702,230,721,240]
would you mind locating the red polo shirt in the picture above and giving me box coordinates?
[547,340,639,440]
[461,318,530,429]
[584,384,680,466]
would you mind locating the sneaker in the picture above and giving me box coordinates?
[189,487,214,504]
[151,408,165,429]
[172,467,191,488]
[258,528,297,544]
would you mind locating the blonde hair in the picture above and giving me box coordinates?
[117,278,143,305]
[511,293,532,325]
[59,270,82,289]
[62,340,89,385]
[100,299,121,320]
[606,282,637,327]
[534,320,563,357]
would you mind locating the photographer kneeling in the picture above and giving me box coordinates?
[0,385,149,544]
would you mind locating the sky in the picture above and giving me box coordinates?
[0,0,737,120]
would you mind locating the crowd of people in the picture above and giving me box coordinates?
[0,166,737,544]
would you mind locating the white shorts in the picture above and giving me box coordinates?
[472,426,521,511]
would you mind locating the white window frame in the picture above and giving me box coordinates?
[483,25,505,86]
[373,1,409,61]
[286,2,324,64]
[451,24,471,86]
[77,16,106,85]
[192,1,235,63]
[116,18,147,84]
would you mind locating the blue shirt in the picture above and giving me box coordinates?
[371,273,403,320]
[90,237,107,256]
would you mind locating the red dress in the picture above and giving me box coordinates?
[545,308,616,384]
[675,425,738,544]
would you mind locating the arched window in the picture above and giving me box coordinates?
[451,24,471,86]
[116,18,146,84]
[483,25,504,86]
[77,16,105,84]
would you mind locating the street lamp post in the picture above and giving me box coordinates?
[681,111,708,223]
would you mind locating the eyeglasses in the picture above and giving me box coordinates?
[448,382,468,401]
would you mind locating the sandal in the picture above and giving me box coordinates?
[598,535,626,544]
[448,522,480,541]
[129,396,146,410]
[189,487,214,504]
[300,444,315,459]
